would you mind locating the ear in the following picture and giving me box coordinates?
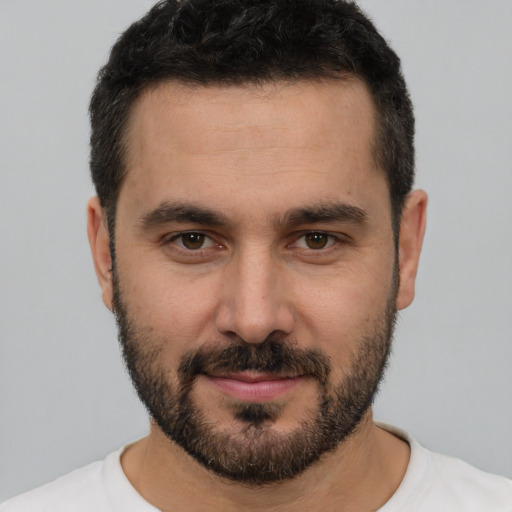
[396,189,428,311]
[87,197,114,311]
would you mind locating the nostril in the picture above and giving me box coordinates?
[215,302,295,345]
[214,261,295,342]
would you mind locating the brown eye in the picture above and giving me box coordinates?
[304,232,330,249]
[180,232,206,250]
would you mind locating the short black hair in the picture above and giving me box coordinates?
[90,0,414,238]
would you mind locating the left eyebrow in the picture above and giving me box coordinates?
[276,202,368,228]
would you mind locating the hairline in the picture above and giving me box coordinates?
[106,74,403,248]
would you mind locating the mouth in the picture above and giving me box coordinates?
[205,372,306,402]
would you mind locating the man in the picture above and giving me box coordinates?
[2,0,511,510]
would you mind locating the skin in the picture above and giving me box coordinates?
[88,78,427,511]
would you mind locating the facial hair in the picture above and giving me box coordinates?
[112,267,398,485]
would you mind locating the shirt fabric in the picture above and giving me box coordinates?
[2,425,511,511]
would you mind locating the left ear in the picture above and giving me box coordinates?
[396,189,428,310]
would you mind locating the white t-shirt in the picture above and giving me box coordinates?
[2,425,511,511]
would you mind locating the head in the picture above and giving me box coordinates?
[90,0,415,243]
[88,0,426,485]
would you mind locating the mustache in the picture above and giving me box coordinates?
[178,338,331,386]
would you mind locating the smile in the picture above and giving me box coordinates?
[206,373,305,402]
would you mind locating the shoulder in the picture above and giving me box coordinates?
[0,455,114,512]
[378,424,512,511]
[427,450,512,509]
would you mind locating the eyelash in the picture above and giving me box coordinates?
[291,232,340,251]
[163,230,345,254]
[164,231,219,252]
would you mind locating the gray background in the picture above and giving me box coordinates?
[1,0,511,501]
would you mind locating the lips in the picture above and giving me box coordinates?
[206,372,305,402]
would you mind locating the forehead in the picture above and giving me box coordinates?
[125,78,376,161]
[119,78,388,221]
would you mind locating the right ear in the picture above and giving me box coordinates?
[87,197,113,311]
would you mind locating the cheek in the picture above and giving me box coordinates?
[116,254,222,348]
[294,265,394,362]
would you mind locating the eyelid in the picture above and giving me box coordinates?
[162,229,208,241]
[160,230,228,263]
[289,231,345,249]
[160,229,348,255]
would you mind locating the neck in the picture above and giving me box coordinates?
[121,412,410,512]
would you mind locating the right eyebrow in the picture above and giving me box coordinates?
[139,201,231,229]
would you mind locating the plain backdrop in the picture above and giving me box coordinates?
[1,0,511,502]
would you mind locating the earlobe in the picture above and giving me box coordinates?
[396,189,428,311]
[87,197,114,311]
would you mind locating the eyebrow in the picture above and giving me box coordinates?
[139,201,231,229]
[277,202,368,228]
[139,200,368,231]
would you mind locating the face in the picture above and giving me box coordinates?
[89,79,426,484]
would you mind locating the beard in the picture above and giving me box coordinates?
[112,268,398,485]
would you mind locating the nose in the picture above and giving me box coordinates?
[215,247,295,344]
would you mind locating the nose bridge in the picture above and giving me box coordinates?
[215,243,294,343]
